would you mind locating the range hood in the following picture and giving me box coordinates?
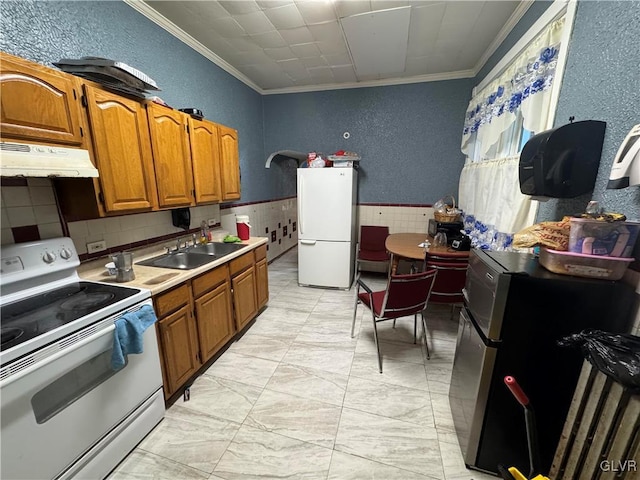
[0,141,98,178]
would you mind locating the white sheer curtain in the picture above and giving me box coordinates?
[458,16,565,250]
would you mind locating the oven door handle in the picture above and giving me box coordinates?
[0,324,116,389]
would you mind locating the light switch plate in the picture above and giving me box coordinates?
[87,240,106,253]
[207,218,218,227]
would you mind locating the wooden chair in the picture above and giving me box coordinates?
[356,225,391,275]
[424,253,468,319]
[351,268,438,373]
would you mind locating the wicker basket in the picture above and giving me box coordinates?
[433,195,461,222]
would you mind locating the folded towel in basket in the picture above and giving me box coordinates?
[111,304,158,370]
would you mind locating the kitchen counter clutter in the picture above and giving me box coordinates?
[79,237,269,402]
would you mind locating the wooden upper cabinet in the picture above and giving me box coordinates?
[188,117,222,204]
[0,52,84,146]
[147,104,195,208]
[83,84,158,212]
[218,124,241,201]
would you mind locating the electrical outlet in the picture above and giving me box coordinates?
[207,218,218,227]
[87,240,106,253]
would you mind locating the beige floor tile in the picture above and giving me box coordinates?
[344,375,435,426]
[214,425,333,479]
[227,332,292,362]
[107,450,209,479]
[137,405,239,473]
[335,407,444,477]
[245,389,342,449]
[282,342,355,376]
[328,450,432,479]
[204,351,279,388]
[349,352,429,391]
[265,363,348,406]
[180,374,262,423]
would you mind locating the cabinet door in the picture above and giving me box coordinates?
[255,258,269,309]
[189,118,222,204]
[157,305,201,397]
[147,104,195,207]
[0,53,84,146]
[232,267,258,331]
[218,124,241,201]
[83,85,158,212]
[194,282,234,363]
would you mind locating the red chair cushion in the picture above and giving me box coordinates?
[359,250,390,262]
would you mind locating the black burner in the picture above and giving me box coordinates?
[1,328,23,346]
[60,292,116,312]
[1,281,140,353]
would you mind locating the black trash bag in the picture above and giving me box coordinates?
[558,329,640,391]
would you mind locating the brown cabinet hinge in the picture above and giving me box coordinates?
[80,126,84,137]
[73,89,77,100]
[98,191,105,204]
[81,95,88,108]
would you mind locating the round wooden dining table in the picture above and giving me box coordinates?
[385,233,469,273]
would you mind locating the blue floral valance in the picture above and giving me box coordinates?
[463,44,559,137]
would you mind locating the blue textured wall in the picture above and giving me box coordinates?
[263,80,472,204]
[537,0,640,222]
[0,0,265,202]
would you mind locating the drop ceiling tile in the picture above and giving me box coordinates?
[256,0,293,8]
[279,26,314,44]
[219,0,261,15]
[234,10,274,35]
[276,58,309,80]
[229,36,264,52]
[264,3,306,29]
[264,46,296,61]
[308,21,343,42]
[227,49,273,66]
[210,16,246,38]
[334,0,372,19]
[322,52,352,67]
[179,1,230,21]
[307,66,334,82]
[250,30,287,48]
[301,56,328,68]
[404,55,428,75]
[295,0,337,25]
[370,0,409,10]
[317,39,348,56]
[441,1,483,26]
[331,65,357,82]
[290,42,321,58]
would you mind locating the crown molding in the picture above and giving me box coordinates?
[261,69,475,95]
[472,0,535,76]
[123,0,263,94]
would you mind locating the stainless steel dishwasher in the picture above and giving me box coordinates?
[448,249,636,476]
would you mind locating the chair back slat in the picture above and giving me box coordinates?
[425,257,467,304]
[360,226,389,253]
[380,269,437,318]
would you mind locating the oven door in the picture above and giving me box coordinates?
[0,303,163,480]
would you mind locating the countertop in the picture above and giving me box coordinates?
[78,237,268,296]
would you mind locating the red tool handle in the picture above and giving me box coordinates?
[504,376,530,407]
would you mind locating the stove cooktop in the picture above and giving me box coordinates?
[1,281,140,352]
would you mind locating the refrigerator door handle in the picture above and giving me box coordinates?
[299,176,304,235]
[300,240,316,245]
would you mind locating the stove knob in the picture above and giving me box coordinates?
[60,248,73,260]
[43,251,57,264]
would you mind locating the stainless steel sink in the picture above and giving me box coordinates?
[189,242,245,256]
[136,242,245,270]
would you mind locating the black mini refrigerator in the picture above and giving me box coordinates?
[448,250,636,476]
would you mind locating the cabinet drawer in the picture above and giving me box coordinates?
[229,251,253,276]
[192,264,229,298]
[154,284,190,318]
[254,244,267,262]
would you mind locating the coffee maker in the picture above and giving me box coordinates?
[428,219,463,239]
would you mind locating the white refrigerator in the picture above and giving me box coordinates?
[297,168,358,289]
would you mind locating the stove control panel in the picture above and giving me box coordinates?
[0,237,80,294]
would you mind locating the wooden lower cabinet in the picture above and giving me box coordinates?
[231,267,258,331]
[154,245,268,401]
[194,282,234,363]
[157,305,200,398]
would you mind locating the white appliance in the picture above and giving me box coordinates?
[0,238,164,480]
[297,167,358,289]
[0,141,98,177]
[607,123,640,189]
